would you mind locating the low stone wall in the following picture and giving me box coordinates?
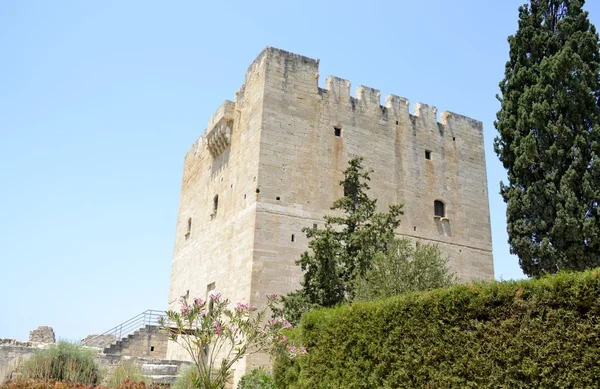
[0,340,40,384]
[98,354,192,385]
[0,339,191,385]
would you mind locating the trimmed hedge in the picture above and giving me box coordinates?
[274,269,600,388]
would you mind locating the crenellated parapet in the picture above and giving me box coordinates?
[318,71,481,136]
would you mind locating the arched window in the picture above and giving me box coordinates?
[434,200,445,218]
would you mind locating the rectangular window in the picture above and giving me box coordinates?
[425,150,432,160]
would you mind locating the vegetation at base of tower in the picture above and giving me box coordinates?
[280,158,404,323]
[104,360,148,388]
[494,0,600,277]
[273,269,600,388]
[353,238,456,301]
[171,365,200,389]
[158,292,302,389]
[18,341,101,386]
[0,380,163,389]
[236,368,275,389]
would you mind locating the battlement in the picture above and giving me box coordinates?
[252,47,482,131]
[184,47,484,167]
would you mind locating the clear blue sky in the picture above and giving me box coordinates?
[1,0,599,342]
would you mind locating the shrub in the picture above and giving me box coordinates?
[105,360,148,387]
[19,342,101,385]
[237,368,275,389]
[170,365,199,389]
[0,378,156,388]
[159,292,296,389]
[274,269,600,388]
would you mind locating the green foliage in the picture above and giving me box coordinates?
[285,158,403,323]
[353,238,456,301]
[159,292,294,389]
[494,0,600,277]
[105,360,148,387]
[275,269,600,388]
[19,341,101,385]
[171,365,200,389]
[236,368,275,389]
[1,379,160,388]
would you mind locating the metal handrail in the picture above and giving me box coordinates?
[81,309,165,347]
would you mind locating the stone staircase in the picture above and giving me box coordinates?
[98,354,191,386]
[103,325,168,359]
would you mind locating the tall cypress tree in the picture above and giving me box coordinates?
[494,0,600,277]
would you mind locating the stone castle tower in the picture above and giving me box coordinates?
[166,47,494,375]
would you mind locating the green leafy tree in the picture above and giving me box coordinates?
[282,158,403,322]
[494,0,600,277]
[353,238,456,302]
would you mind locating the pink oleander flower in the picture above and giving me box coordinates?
[278,335,287,344]
[213,321,223,336]
[283,321,292,329]
[265,293,280,301]
[193,297,205,307]
[209,292,222,302]
[287,345,298,358]
[200,309,206,317]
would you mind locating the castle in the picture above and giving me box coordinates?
[166,47,494,378]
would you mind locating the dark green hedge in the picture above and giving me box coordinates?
[274,269,600,388]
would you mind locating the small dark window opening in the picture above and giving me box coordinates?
[244,194,247,199]
[413,226,417,231]
[452,137,456,141]
[150,346,155,352]
[425,150,432,160]
[334,127,342,137]
[213,195,219,211]
[434,200,445,217]
[396,120,399,125]
[313,223,317,229]
[185,218,192,240]
[276,196,281,201]
[291,234,295,242]
[256,188,260,194]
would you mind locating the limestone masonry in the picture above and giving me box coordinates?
[166,47,494,375]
